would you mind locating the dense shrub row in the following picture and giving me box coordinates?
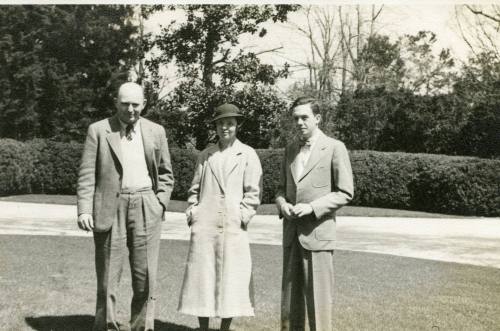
[1,139,498,216]
[0,139,34,195]
[257,149,500,216]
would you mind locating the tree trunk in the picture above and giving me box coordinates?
[202,28,217,89]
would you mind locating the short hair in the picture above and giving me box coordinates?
[291,97,320,115]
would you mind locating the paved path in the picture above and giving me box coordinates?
[1,201,500,268]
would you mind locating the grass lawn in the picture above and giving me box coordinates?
[1,235,499,331]
[0,194,460,218]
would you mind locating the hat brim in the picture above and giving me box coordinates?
[212,113,244,122]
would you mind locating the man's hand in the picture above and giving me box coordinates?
[77,213,94,231]
[281,203,298,221]
[292,203,314,218]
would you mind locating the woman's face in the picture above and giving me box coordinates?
[216,117,237,142]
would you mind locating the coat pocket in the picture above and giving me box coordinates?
[312,166,330,188]
[189,205,199,226]
[314,219,336,240]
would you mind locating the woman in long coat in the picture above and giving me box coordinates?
[178,103,263,331]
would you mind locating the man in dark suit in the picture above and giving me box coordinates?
[77,82,174,331]
[276,97,354,331]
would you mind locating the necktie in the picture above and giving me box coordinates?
[125,124,134,141]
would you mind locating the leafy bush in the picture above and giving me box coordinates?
[1,138,498,216]
[257,149,283,204]
[409,158,500,216]
[169,148,198,201]
[0,139,33,195]
[455,101,500,158]
[29,139,82,194]
[349,150,427,209]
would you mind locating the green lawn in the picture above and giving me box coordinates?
[1,235,499,331]
[0,194,460,218]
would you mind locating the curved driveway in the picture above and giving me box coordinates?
[1,201,499,268]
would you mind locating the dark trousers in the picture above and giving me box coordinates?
[281,237,335,331]
[93,189,163,331]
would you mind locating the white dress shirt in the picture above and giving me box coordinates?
[119,119,153,190]
[294,130,320,179]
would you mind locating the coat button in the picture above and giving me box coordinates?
[116,193,120,197]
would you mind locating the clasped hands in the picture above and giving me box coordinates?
[281,202,313,220]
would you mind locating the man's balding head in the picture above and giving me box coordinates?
[115,82,146,124]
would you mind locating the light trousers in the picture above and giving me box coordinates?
[281,236,335,331]
[93,189,163,331]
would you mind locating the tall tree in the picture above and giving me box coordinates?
[153,5,297,89]
[0,5,141,141]
[355,34,404,91]
[398,31,456,95]
[455,4,500,60]
[148,5,298,149]
[287,5,385,101]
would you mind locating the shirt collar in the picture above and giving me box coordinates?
[119,118,140,131]
[299,128,321,148]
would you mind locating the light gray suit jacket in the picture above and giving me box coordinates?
[276,130,354,250]
[77,115,174,232]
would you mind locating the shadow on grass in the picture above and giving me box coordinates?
[25,315,201,331]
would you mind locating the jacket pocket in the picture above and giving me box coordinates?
[312,166,330,188]
[314,219,336,240]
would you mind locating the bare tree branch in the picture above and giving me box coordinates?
[255,46,284,56]
[213,48,231,65]
[454,6,477,56]
[466,5,500,24]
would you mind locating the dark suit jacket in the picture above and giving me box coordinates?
[77,115,174,232]
[276,131,353,250]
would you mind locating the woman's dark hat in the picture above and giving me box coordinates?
[212,103,243,121]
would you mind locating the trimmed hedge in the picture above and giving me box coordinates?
[409,159,500,216]
[169,148,198,201]
[1,138,498,216]
[29,139,83,194]
[0,139,34,195]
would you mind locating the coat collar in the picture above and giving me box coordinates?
[105,115,155,172]
[206,139,245,193]
[290,130,329,183]
[139,118,156,174]
[106,115,123,167]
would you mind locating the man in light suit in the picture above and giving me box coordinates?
[275,97,354,331]
[77,82,174,331]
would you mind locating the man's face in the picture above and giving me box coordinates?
[292,104,320,139]
[216,117,237,141]
[115,84,145,124]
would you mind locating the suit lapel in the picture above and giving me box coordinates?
[288,143,301,184]
[227,139,243,178]
[106,116,123,168]
[206,140,244,193]
[207,145,225,193]
[140,119,155,174]
[298,131,328,183]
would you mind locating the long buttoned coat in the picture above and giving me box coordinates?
[178,139,262,318]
